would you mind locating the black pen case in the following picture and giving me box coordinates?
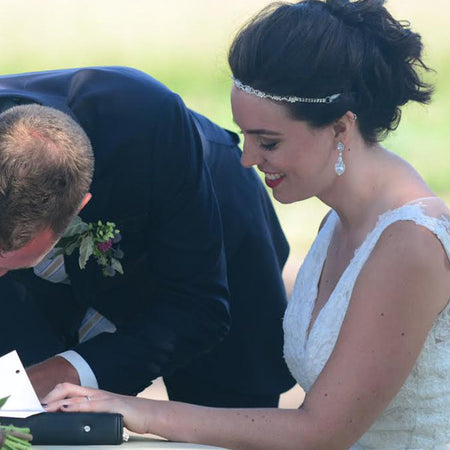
[0,412,124,445]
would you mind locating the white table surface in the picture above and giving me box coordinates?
[33,435,229,449]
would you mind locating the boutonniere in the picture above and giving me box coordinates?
[0,396,33,449]
[55,216,124,277]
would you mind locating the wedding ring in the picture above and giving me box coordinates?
[86,395,92,402]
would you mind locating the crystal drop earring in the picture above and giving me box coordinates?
[335,141,345,176]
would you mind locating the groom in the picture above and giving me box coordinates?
[0,66,294,406]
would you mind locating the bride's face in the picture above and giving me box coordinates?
[231,86,338,204]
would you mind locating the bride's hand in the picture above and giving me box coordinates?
[42,382,150,434]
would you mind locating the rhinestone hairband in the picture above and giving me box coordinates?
[233,78,341,104]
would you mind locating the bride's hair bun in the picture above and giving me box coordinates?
[326,0,367,26]
[326,0,422,63]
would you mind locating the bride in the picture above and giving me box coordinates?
[44,0,450,448]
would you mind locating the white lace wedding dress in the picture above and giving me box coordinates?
[283,197,450,449]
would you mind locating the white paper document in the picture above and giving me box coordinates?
[0,350,45,418]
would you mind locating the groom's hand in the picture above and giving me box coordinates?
[27,356,81,400]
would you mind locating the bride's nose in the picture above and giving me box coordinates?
[241,141,263,168]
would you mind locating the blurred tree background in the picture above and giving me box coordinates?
[1,0,449,288]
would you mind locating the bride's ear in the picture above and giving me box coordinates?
[332,110,357,143]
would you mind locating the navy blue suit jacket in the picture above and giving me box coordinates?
[0,67,294,397]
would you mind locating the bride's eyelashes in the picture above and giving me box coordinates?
[236,129,280,151]
[258,139,279,151]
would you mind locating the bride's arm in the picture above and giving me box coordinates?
[44,221,450,450]
[44,385,308,450]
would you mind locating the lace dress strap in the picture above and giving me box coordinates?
[340,198,450,294]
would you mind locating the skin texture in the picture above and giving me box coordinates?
[0,228,60,277]
[28,358,81,399]
[43,92,450,449]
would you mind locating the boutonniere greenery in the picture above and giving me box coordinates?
[0,396,33,449]
[54,216,124,277]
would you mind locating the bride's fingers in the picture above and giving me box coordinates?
[45,392,116,413]
[42,382,97,404]
[44,395,94,412]
[43,383,120,414]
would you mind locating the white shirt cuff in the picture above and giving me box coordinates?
[58,350,99,388]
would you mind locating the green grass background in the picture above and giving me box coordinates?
[1,0,448,284]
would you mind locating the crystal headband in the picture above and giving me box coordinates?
[233,78,341,104]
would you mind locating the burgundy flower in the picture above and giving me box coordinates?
[56,216,124,277]
[97,239,113,253]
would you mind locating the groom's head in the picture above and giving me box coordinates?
[0,104,94,259]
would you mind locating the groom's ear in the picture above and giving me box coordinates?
[78,193,92,213]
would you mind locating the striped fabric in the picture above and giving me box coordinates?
[33,249,70,284]
[33,249,116,342]
[78,307,117,343]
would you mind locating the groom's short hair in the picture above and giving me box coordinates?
[0,104,94,252]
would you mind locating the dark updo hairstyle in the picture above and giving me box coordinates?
[228,0,433,143]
